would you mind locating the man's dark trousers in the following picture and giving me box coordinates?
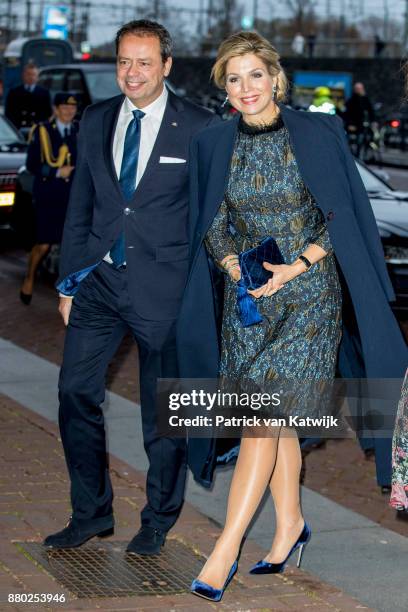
[58,261,186,533]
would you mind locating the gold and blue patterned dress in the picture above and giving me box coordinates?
[205,116,342,398]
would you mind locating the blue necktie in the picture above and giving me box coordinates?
[110,109,145,268]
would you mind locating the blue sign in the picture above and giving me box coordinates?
[241,16,254,30]
[43,5,70,40]
[294,71,353,98]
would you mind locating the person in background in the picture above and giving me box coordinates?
[19,93,78,305]
[390,371,408,515]
[308,86,336,115]
[374,34,386,58]
[5,62,52,135]
[344,82,375,133]
[307,32,316,58]
[343,82,375,159]
[390,61,408,516]
[291,33,305,56]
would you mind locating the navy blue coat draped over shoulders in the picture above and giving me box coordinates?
[177,104,407,487]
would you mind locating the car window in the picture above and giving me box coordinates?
[84,69,120,102]
[38,70,66,100]
[0,115,25,145]
[355,161,388,193]
[66,70,85,94]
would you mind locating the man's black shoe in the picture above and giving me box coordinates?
[126,526,166,555]
[43,520,114,549]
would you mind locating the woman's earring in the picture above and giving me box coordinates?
[221,94,229,108]
[272,85,277,102]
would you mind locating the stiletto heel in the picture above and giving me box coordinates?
[249,522,311,575]
[297,543,305,568]
[191,559,238,602]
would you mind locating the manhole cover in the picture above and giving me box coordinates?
[16,539,212,598]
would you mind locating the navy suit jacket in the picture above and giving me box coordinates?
[57,90,218,320]
[5,84,52,130]
[177,104,407,486]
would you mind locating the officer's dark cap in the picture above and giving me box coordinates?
[53,92,78,107]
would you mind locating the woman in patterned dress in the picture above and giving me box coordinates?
[184,31,406,602]
[190,31,342,600]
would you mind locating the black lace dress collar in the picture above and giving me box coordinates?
[238,114,284,135]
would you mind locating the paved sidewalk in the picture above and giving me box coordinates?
[0,394,369,611]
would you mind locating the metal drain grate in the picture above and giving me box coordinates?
[16,539,210,598]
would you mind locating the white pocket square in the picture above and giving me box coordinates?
[159,156,186,164]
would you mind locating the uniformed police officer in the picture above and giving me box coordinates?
[20,93,78,305]
[5,62,52,136]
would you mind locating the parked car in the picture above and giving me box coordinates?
[0,115,27,230]
[382,105,408,150]
[37,63,182,116]
[356,160,408,312]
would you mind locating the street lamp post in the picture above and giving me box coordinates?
[404,0,408,53]
[153,0,160,20]
[25,0,32,36]
[253,0,258,29]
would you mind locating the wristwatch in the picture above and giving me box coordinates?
[298,255,312,270]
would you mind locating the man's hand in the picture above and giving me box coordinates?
[58,165,75,179]
[59,296,73,326]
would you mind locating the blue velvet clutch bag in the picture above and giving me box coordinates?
[239,237,285,290]
[236,237,285,327]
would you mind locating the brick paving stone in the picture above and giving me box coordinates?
[0,393,368,611]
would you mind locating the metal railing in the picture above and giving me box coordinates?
[253,38,404,60]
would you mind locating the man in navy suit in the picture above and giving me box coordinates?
[44,20,217,554]
[5,62,52,133]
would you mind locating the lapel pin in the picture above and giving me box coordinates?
[171,122,178,127]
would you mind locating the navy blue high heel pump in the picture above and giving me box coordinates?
[191,559,238,602]
[249,523,311,575]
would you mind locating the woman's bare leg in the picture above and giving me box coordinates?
[266,430,304,562]
[21,243,50,295]
[197,431,280,589]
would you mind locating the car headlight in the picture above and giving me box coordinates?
[0,192,15,207]
[384,245,408,264]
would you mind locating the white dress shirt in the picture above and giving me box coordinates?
[56,119,73,139]
[112,85,168,187]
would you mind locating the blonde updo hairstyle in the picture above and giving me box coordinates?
[211,31,288,102]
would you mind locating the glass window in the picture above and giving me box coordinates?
[38,70,65,100]
[0,116,24,145]
[66,70,85,94]
[84,69,120,102]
